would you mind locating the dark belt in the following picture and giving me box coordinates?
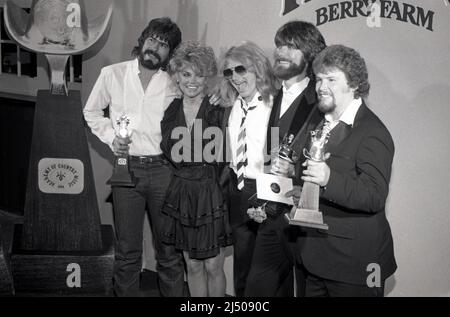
[129,154,166,164]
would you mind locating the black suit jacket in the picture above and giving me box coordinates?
[299,102,397,285]
[266,79,322,185]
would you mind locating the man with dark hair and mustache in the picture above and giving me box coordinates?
[83,17,186,297]
[244,21,326,297]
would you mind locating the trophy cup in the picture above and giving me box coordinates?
[107,115,137,187]
[285,127,330,230]
[4,0,115,295]
[271,133,300,177]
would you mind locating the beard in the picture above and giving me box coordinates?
[138,49,166,70]
[273,58,307,81]
[318,96,336,114]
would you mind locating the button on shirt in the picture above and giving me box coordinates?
[279,77,310,118]
[83,59,179,156]
[228,92,272,180]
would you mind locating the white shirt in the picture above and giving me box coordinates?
[83,59,179,156]
[280,77,310,118]
[228,92,272,180]
[325,97,362,129]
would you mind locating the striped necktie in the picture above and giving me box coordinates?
[236,99,256,190]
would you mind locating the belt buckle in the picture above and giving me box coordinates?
[139,156,147,164]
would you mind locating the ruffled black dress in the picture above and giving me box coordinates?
[160,97,233,259]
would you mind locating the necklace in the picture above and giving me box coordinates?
[183,100,201,132]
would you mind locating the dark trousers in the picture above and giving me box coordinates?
[244,212,305,297]
[227,171,259,297]
[304,271,385,297]
[112,157,185,297]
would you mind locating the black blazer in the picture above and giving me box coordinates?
[299,102,397,285]
[266,79,322,185]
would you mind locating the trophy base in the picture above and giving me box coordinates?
[10,224,114,296]
[106,177,137,188]
[107,170,137,188]
[285,208,329,230]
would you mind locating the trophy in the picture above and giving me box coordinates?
[107,115,137,187]
[285,126,330,230]
[270,133,300,176]
[4,0,115,295]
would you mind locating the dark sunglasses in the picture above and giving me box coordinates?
[223,65,247,78]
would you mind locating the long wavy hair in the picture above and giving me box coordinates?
[220,41,279,106]
[131,17,182,59]
[275,20,326,77]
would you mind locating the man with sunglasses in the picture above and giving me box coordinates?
[244,21,327,297]
[83,18,186,297]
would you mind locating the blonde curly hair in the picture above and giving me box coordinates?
[168,41,218,77]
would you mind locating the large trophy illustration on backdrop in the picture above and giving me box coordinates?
[2,0,114,295]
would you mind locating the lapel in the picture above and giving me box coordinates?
[266,78,318,155]
[286,79,317,138]
[285,79,322,155]
[322,101,369,154]
[324,121,352,154]
[266,89,283,151]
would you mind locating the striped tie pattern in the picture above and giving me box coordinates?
[236,99,256,190]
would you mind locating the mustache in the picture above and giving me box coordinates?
[275,58,291,63]
[143,50,161,62]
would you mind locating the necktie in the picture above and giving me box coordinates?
[322,120,334,139]
[236,99,256,190]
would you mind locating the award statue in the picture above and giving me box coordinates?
[107,115,137,187]
[4,0,115,295]
[270,133,300,176]
[285,127,330,230]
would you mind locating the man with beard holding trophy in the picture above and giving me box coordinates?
[83,18,186,297]
[244,21,326,297]
[287,45,396,297]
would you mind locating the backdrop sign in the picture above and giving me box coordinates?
[280,0,436,31]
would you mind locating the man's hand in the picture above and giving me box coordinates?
[301,154,331,187]
[285,185,302,206]
[113,135,132,156]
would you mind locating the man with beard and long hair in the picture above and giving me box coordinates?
[83,18,186,297]
[244,21,326,297]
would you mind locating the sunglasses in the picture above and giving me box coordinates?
[223,65,247,78]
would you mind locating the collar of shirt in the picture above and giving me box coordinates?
[325,97,362,127]
[282,76,310,96]
[238,91,264,109]
[280,77,310,117]
[228,92,272,179]
[131,58,164,76]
